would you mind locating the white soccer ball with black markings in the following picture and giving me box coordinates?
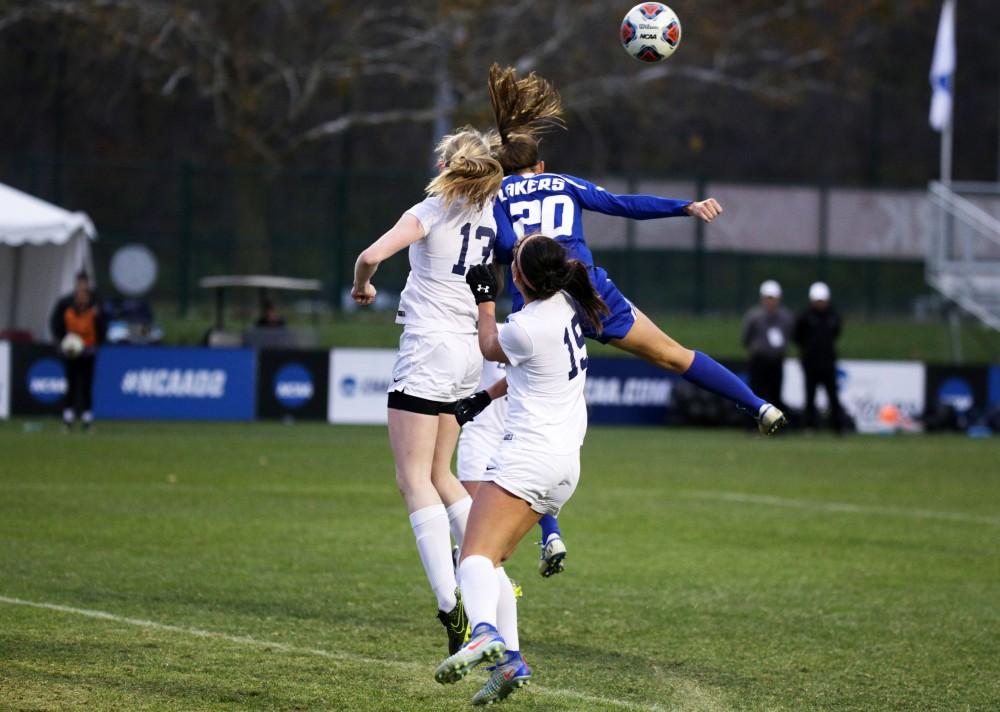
[620,3,682,63]
[61,333,85,358]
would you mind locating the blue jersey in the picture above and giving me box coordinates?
[493,173,692,326]
[494,173,691,267]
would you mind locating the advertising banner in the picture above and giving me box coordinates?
[93,346,256,420]
[990,366,1000,408]
[9,343,67,416]
[585,357,678,425]
[924,365,990,416]
[257,349,329,420]
[328,348,396,424]
[782,359,925,433]
[0,341,9,419]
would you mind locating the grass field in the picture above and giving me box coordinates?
[1,421,999,711]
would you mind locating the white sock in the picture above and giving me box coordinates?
[82,411,93,424]
[445,496,472,551]
[495,566,519,652]
[409,505,457,612]
[457,555,499,631]
[62,408,74,424]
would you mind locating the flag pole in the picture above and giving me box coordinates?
[942,107,953,185]
[942,0,955,185]
[930,0,956,185]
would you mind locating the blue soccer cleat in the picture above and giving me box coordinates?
[472,651,532,705]
[434,623,506,685]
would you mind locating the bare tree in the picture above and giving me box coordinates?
[0,0,911,162]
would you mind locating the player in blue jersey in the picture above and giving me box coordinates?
[456,65,787,572]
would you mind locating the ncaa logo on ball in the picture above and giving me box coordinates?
[620,3,681,63]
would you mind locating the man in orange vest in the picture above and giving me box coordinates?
[50,271,102,431]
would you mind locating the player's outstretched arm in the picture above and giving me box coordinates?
[566,175,723,224]
[352,213,425,305]
[684,198,723,223]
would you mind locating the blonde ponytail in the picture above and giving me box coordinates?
[426,127,504,208]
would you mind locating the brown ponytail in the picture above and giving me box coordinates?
[515,235,608,333]
[487,63,564,175]
[426,127,504,208]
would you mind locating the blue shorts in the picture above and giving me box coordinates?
[510,265,636,344]
[585,266,636,343]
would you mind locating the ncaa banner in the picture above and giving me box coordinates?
[782,359,925,433]
[924,365,990,417]
[257,349,329,420]
[328,348,396,424]
[585,357,678,425]
[94,346,256,420]
[9,343,67,416]
[0,341,9,419]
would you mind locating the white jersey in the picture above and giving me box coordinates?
[500,292,589,454]
[397,195,497,334]
[457,356,508,482]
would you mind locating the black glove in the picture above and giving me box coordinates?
[455,390,492,425]
[465,264,497,305]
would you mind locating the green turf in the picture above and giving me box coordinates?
[160,311,1000,363]
[1,421,998,711]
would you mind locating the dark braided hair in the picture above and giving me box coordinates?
[514,234,608,333]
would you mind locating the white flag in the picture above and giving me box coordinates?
[929,0,956,132]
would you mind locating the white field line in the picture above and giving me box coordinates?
[0,595,679,712]
[682,490,1000,526]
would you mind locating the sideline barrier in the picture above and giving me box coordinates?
[0,341,996,429]
[327,348,396,425]
[8,343,66,417]
[0,342,9,418]
[257,349,328,420]
[585,358,678,425]
[93,346,256,421]
[782,360,926,433]
[925,365,992,415]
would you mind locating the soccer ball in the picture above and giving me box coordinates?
[620,3,682,63]
[61,333,85,358]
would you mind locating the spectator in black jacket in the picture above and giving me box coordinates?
[793,282,844,433]
[50,271,103,431]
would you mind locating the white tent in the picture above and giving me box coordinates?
[0,182,96,341]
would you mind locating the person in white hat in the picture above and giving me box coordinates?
[741,280,794,413]
[793,282,844,433]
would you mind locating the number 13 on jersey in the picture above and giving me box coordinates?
[452,222,496,276]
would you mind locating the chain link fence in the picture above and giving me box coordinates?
[3,154,933,318]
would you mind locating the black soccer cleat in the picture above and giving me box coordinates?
[437,590,470,655]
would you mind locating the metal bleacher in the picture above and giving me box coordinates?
[927,181,1000,333]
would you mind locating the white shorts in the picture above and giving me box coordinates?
[486,442,580,517]
[388,329,481,404]
[457,397,508,482]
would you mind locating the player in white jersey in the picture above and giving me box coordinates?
[352,127,508,656]
[456,345,507,494]
[456,347,568,578]
[434,234,608,706]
